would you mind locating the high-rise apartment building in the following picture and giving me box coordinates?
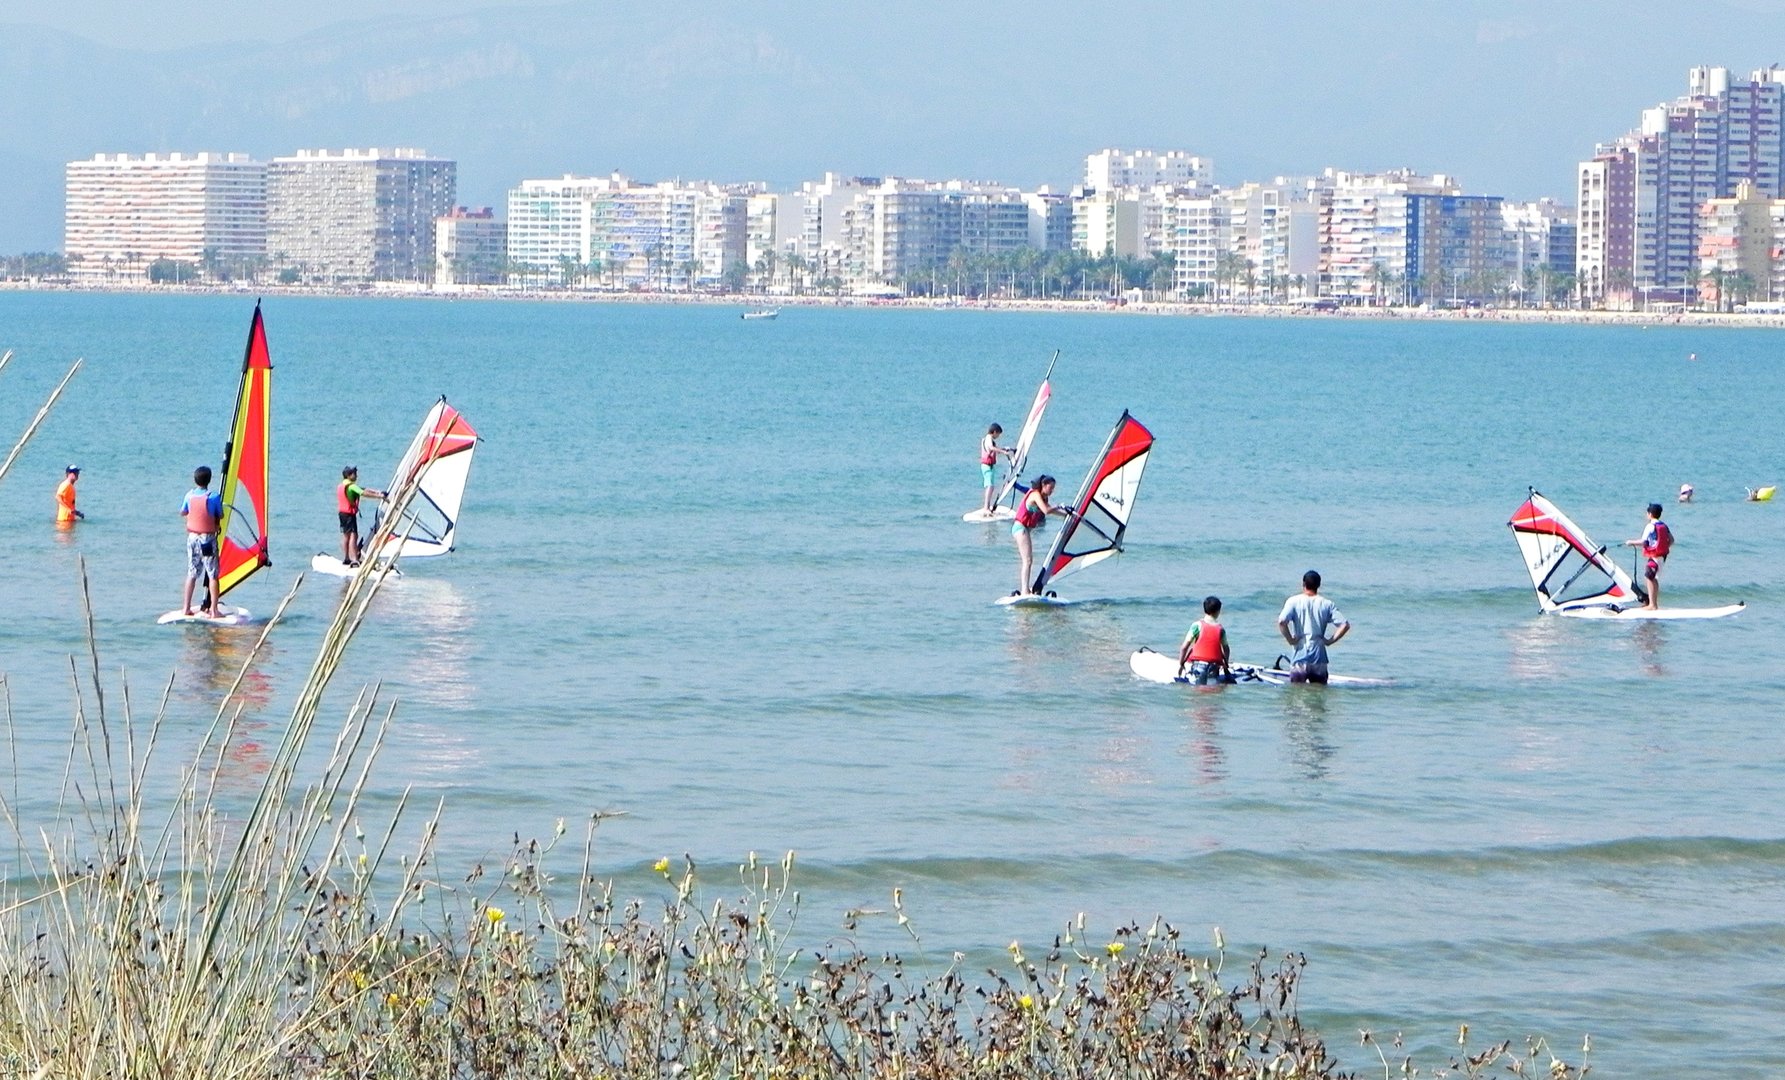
[1083,149,1212,192]
[1578,66,1785,304]
[1502,199,1577,304]
[1318,170,1460,301]
[267,148,455,283]
[64,152,265,282]
[434,207,507,287]
[1403,193,1509,304]
[506,174,747,289]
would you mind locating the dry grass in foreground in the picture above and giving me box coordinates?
[0,556,1588,1078]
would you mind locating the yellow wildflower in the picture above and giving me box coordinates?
[1106,942,1125,956]
[1017,994,1034,1010]
[653,857,671,875]
[485,906,505,924]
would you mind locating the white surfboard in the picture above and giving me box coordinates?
[963,507,1016,523]
[1128,647,1393,688]
[156,604,253,627]
[311,553,403,579]
[1555,601,1745,621]
[995,591,1072,607]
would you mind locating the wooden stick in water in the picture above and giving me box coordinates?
[0,358,81,488]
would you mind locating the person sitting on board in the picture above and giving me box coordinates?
[180,465,223,619]
[979,423,1015,515]
[1177,595,1232,685]
[1678,483,1694,503]
[1010,475,1071,595]
[1276,570,1350,685]
[55,464,84,525]
[337,465,387,567]
[1623,502,1672,610]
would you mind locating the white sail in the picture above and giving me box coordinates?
[1030,411,1154,595]
[1507,489,1642,612]
[374,397,479,561]
[993,354,1056,510]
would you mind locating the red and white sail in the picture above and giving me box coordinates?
[1508,489,1642,612]
[1030,411,1153,595]
[372,397,479,561]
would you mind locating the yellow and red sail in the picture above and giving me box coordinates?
[216,305,272,597]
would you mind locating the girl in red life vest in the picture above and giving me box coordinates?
[1624,502,1672,610]
[979,423,1013,515]
[1010,475,1071,595]
[1178,595,1231,685]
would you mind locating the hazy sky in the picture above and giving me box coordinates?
[8,0,1785,250]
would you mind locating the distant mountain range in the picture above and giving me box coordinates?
[0,1,1741,253]
[0,4,1103,252]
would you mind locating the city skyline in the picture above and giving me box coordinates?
[6,0,1785,251]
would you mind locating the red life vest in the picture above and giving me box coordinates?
[1187,622,1225,663]
[1015,497,1045,529]
[980,438,998,466]
[184,489,217,534]
[338,479,359,514]
[1645,521,1673,558]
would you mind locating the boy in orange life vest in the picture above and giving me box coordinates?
[55,465,84,524]
[338,465,388,567]
[1177,595,1231,685]
[1624,502,1673,610]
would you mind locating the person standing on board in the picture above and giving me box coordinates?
[1010,475,1070,595]
[979,423,1015,515]
[55,465,84,525]
[1177,595,1231,685]
[1624,502,1672,610]
[1276,570,1350,685]
[337,465,387,567]
[180,465,223,618]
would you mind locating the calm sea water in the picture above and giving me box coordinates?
[1,292,1782,1075]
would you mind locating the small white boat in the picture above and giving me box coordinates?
[741,308,780,321]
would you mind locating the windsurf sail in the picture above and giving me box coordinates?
[1029,411,1154,595]
[369,397,479,561]
[993,351,1057,510]
[1507,489,1642,612]
[215,305,272,598]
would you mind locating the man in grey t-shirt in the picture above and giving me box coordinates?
[1276,570,1350,685]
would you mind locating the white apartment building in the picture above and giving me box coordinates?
[507,174,747,289]
[434,207,507,287]
[1502,199,1576,303]
[1319,169,1460,301]
[1083,149,1212,192]
[1164,194,1229,297]
[64,152,265,282]
[267,148,455,283]
[1073,190,1145,257]
[1219,180,1321,298]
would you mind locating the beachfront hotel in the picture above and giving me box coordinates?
[63,152,265,282]
[267,148,456,284]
